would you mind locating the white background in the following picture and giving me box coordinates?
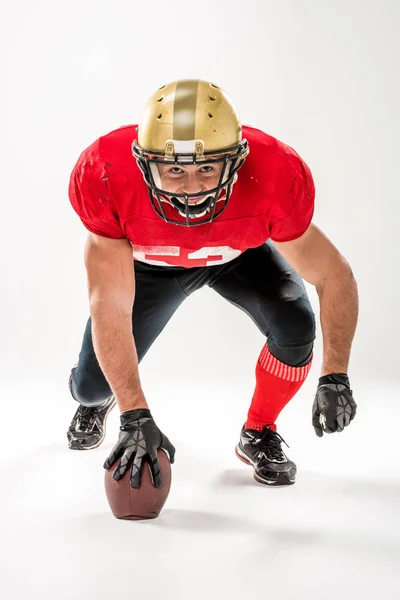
[2,1,399,599]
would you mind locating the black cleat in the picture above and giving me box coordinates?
[235,425,296,486]
[67,397,116,450]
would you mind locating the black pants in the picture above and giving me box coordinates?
[70,241,316,407]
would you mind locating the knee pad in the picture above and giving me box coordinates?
[70,372,111,407]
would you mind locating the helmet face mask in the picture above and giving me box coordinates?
[132,79,249,226]
[132,140,248,225]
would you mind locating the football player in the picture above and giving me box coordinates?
[67,79,358,488]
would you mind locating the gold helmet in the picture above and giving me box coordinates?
[132,79,249,226]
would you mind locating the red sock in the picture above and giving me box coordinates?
[245,345,313,431]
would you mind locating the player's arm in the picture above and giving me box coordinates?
[84,232,148,413]
[273,223,359,376]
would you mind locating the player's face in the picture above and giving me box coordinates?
[157,162,224,203]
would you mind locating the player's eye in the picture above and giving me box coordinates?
[200,165,214,173]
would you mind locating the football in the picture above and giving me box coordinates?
[104,449,172,520]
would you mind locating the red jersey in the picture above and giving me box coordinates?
[68,125,315,268]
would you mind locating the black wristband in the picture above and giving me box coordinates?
[120,408,153,427]
[318,373,350,387]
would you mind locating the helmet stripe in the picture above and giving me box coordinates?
[173,80,199,141]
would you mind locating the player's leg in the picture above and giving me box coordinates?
[67,260,189,450]
[209,240,316,485]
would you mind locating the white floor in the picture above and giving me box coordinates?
[1,377,399,600]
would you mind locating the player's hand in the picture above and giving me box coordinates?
[103,408,175,488]
[312,373,357,437]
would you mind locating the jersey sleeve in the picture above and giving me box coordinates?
[269,150,315,242]
[68,141,125,239]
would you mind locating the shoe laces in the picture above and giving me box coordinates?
[254,427,289,462]
[78,405,96,431]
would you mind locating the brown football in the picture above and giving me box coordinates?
[104,449,172,520]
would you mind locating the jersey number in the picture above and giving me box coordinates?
[131,245,242,267]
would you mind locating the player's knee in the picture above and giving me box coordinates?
[267,301,316,366]
[69,373,109,407]
[277,299,315,344]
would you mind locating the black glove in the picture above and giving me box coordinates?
[312,373,357,437]
[103,408,175,488]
